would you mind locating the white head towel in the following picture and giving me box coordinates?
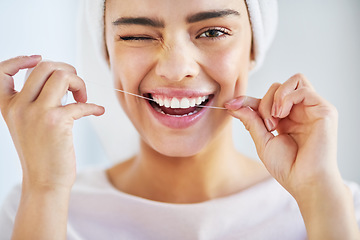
[77,0,278,162]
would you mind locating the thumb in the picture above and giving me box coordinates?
[226,98,274,160]
[64,102,105,120]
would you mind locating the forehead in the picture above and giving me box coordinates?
[105,0,246,22]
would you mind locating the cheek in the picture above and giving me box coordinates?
[203,41,251,98]
[109,46,156,92]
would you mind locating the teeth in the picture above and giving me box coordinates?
[195,97,203,105]
[164,98,171,108]
[170,98,180,108]
[152,95,209,109]
[157,98,164,106]
[180,98,190,108]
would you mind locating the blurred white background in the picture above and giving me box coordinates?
[0,0,359,205]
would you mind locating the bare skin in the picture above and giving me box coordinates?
[0,0,359,239]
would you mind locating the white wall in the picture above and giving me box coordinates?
[0,0,359,205]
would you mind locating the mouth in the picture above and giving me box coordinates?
[144,93,213,117]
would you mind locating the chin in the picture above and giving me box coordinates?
[144,133,211,158]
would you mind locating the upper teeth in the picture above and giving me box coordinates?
[152,95,209,109]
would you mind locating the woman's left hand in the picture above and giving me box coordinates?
[226,73,360,238]
[225,73,340,197]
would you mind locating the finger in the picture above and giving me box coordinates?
[0,55,42,77]
[36,70,87,107]
[19,61,77,103]
[0,55,42,106]
[228,106,274,160]
[278,87,322,119]
[63,102,105,120]
[258,83,281,131]
[272,73,314,118]
[225,96,261,111]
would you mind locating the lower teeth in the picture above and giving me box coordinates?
[162,110,198,117]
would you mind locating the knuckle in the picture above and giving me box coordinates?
[293,73,312,88]
[323,104,338,119]
[52,69,72,82]
[36,61,76,75]
[37,61,55,72]
[315,102,338,126]
[293,73,306,79]
[274,88,286,102]
[270,82,281,90]
[65,64,77,74]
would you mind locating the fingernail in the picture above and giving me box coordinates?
[30,55,42,59]
[271,103,277,117]
[265,118,275,132]
[277,107,283,118]
[225,97,244,110]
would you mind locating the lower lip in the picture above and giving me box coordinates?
[145,99,212,129]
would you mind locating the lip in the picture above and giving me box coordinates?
[143,89,214,129]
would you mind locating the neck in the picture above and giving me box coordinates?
[107,123,269,203]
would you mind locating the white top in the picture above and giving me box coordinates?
[1,168,360,240]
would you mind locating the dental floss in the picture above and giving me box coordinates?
[84,81,227,110]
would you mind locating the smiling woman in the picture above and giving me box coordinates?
[0,0,360,240]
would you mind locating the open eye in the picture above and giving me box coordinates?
[197,27,230,39]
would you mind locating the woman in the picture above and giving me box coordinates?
[0,0,359,239]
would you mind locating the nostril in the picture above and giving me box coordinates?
[155,48,199,82]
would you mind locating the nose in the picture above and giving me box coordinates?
[155,41,199,82]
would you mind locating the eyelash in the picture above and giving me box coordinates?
[119,36,154,41]
[118,27,231,42]
[196,27,231,39]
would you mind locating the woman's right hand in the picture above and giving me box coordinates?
[0,55,105,192]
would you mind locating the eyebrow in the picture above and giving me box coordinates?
[112,17,165,28]
[112,9,240,28]
[186,9,241,23]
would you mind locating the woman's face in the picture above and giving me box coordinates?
[105,0,253,157]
